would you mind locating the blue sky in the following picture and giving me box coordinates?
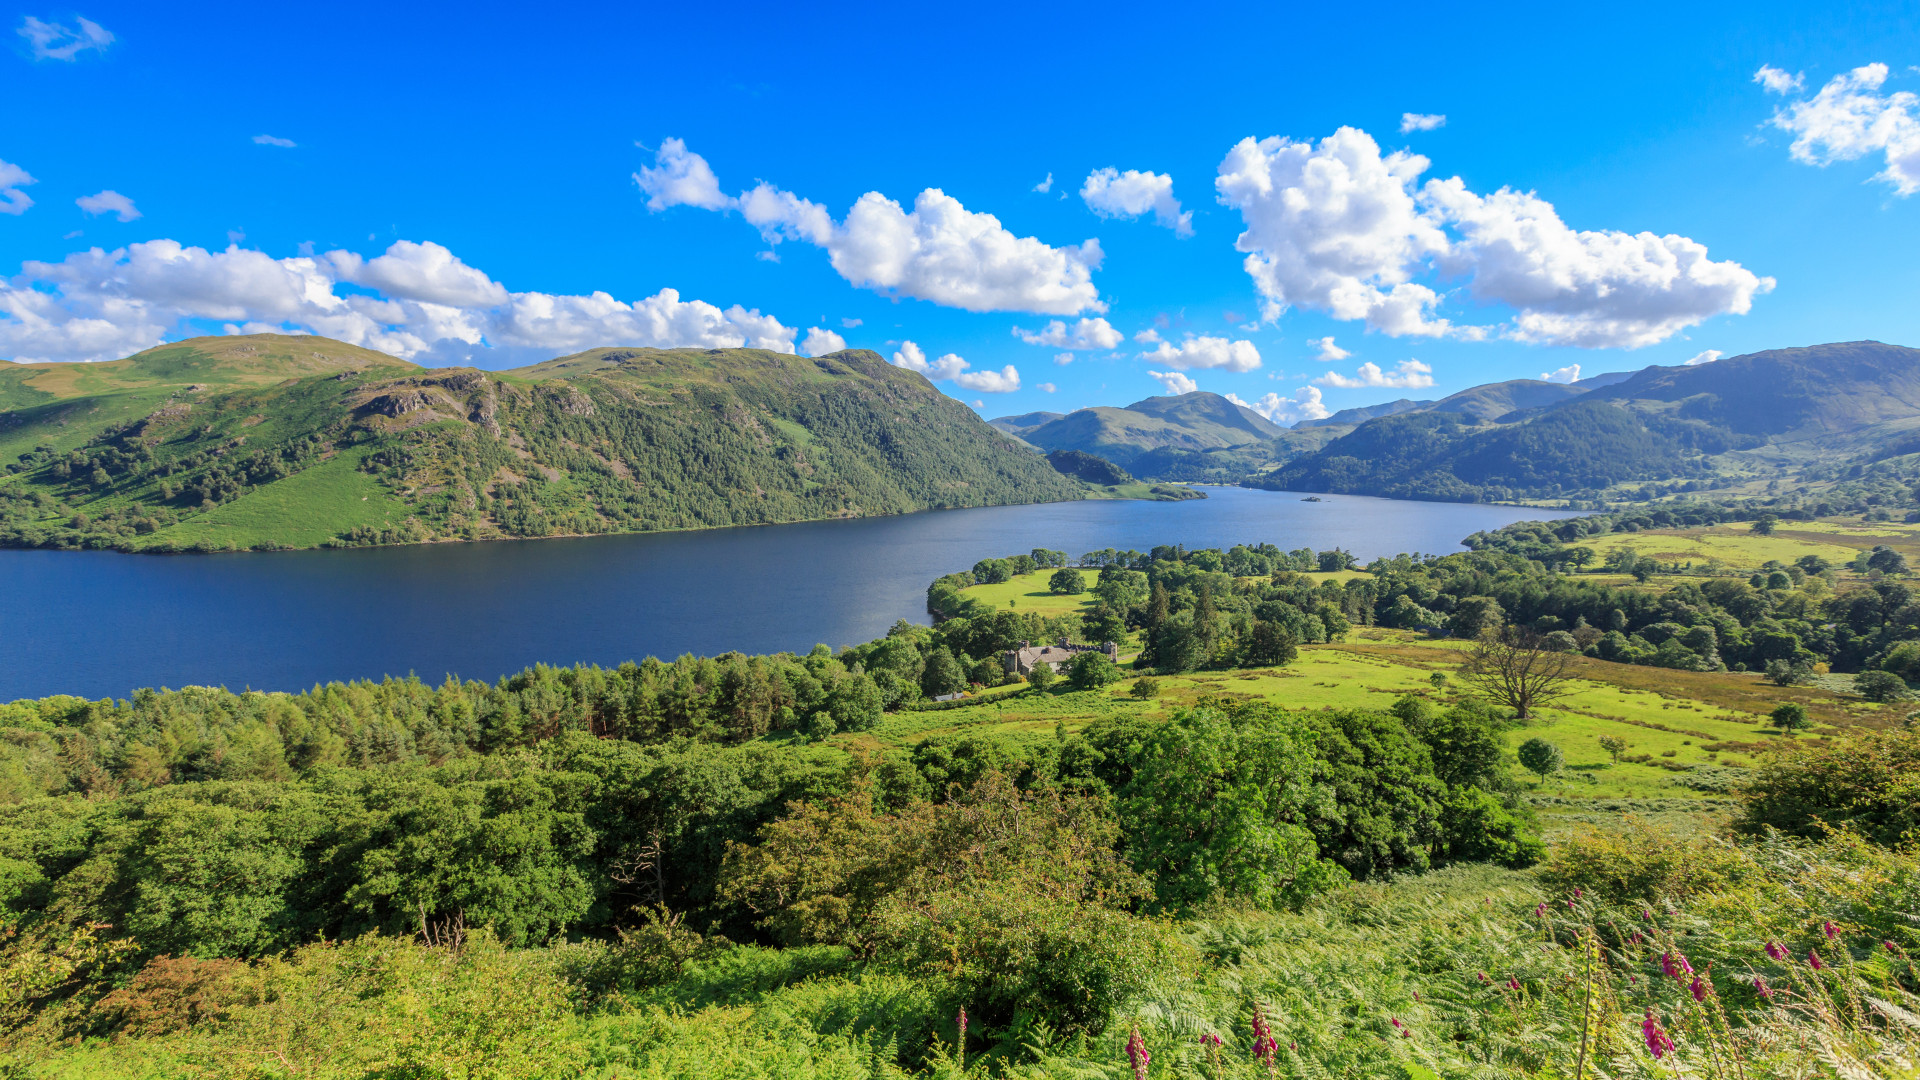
[4,1,1918,425]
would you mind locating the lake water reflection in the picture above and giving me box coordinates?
[0,487,1577,700]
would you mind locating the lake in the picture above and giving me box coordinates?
[0,487,1577,701]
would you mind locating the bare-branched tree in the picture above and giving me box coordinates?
[1458,626,1575,720]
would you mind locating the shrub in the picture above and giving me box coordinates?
[1128,676,1160,700]
[1854,669,1909,703]
[1767,701,1811,733]
[1539,816,1752,903]
[1733,727,1920,845]
[1026,664,1055,690]
[1068,650,1119,691]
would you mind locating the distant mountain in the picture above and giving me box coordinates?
[989,411,1065,436]
[1254,341,1920,502]
[0,336,1084,552]
[1574,370,1637,390]
[1016,391,1284,470]
[1297,397,1432,429]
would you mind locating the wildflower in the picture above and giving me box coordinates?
[957,1007,968,1068]
[1823,920,1839,940]
[1888,940,1901,953]
[1391,1017,1409,1037]
[1411,990,1420,1001]
[1642,1009,1675,1060]
[1689,975,1707,1002]
[1573,888,1583,898]
[1126,1028,1150,1080]
[1251,1005,1279,1069]
[1536,903,1548,917]
[1754,976,1772,1001]
[1643,910,1654,921]
[1477,972,1490,983]
[1200,1033,1222,1048]
[1764,941,1788,961]
[1808,949,1824,970]
[1661,952,1693,979]
[1565,898,1576,909]
[1507,977,1521,991]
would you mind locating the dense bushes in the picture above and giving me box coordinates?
[1733,726,1920,845]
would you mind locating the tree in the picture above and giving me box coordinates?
[1751,515,1777,536]
[921,647,968,698]
[1855,669,1909,703]
[1242,620,1298,668]
[1516,738,1564,783]
[1765,658,1811,687]
[1069,650,1120,691]
[1598,735,1629,763]
[1027,664,1055,691]
[1566,546,1596,572]
[1768,702,1812,734]
[1129,677,1160,700]
[1869,547,1909,575]
[1048,568,1086,595]
[1448,596,1505,639]
[1457,627,1574,720]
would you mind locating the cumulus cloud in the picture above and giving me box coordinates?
[634,137,733,212]
[1215,126,1770,348]
[0,237,797,364]
[1133,327,1161,343]
[1053,352,1073,365]
[801,327,846,356]
[1310,335,1349,361]
[252,134,297,148]
[1754,65,1805,95]
[17,15,112,60]
[841,317,862,328]
[1762,63,1920,196]
[1013,316,1122,349]
[1147,370,1199,395]
[0,159,36,215]
[1138,334,1261,372]
[1228,386,1329,424]
[887,340,1021,392]
[1038,382,1056,392]
[1079,168,1193,236]
[639,142,1105,315]
[1033,173,1054,194]
[1685,349,1723,366]
[1400,113,1446,133]
[1539,363,1580,383]
[1315,359,1434,389]
[75,191,140,222]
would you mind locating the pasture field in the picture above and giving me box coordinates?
[134,445,415,551]
[1589,515,1920,573]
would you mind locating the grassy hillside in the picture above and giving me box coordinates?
[1015,391,1286,471]
[0,336,1085,552]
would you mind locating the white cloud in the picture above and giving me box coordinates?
[642,144,1106,315]
[887,340,1020,392]
[633,137,734,212]
[75,191,140,222]
[1684,349,1723,366]
[1400,113,1446,133]
[1033,173,1054,194]
[841,317,862,328]
[801,327,846,356]
[17,15,112,61]
[0,237,797,364]
[1215,126,1769,348]
[1539,364,1581,383]
[954,365,1021,392]
[1147,370,1199,395]
[1013,316,1122,349]
[252,134,297,148]
[0,159,36,216]
[1763,63,1920,196]
[1133,327,1161,343]
[1053,352,1074,365]
[1079,168,1193,236]
[328,240,509,308]
[1138,334,1261,372]
[1315,359,1435,389]
[1754,66,1805,95]
[1228,386,1329,424]
[1310,335,1349,361]
[1038,382,1056,393]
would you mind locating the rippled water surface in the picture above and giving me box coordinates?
[1,487,1578,700]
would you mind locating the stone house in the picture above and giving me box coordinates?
[1001,638,1120,678]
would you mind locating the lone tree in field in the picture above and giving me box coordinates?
[1457,627,1575,720]
[1048,567,1086,595]
[1768,701,1812,735]
[1517,738,1564,783]
[1598,735,1629,763]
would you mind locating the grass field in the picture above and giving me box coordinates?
[141,445,414,550]
[846,626,1895,833]
[1589,516,1920,573]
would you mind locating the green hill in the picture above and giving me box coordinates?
[1015,391,1285,471]
[0,336,1084,552]
[1258,341,1920,503]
